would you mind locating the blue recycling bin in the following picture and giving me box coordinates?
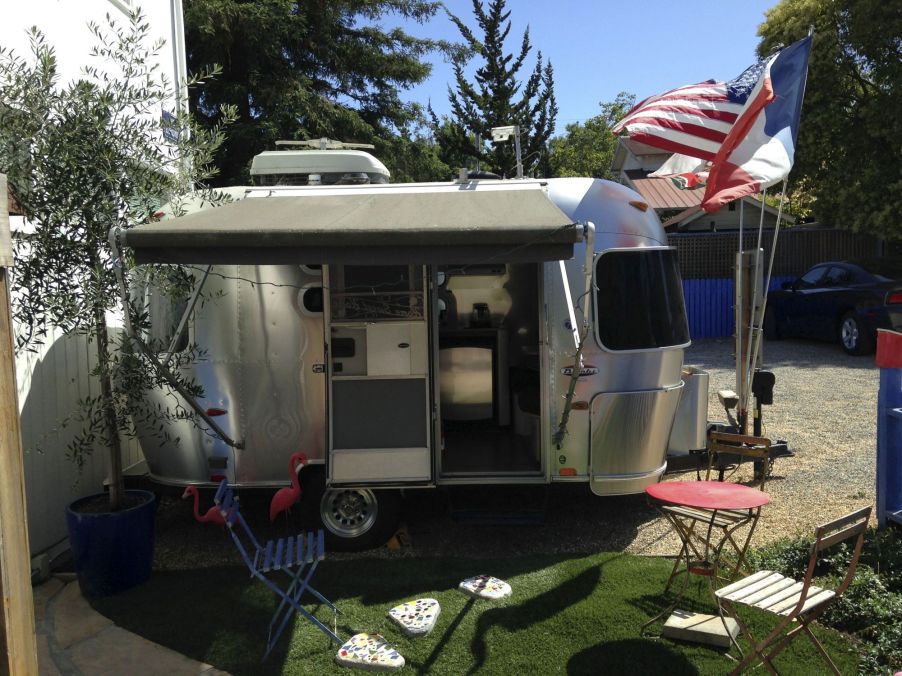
[876,330,902,528]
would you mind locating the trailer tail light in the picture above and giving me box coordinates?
[886,291,902,305]
[559,467,577,477]
[206,407,228,417]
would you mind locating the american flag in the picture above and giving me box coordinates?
[611,61,769,162]
[613,36,811,212]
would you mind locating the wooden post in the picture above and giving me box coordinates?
[0,174,39,675]
[735,251,752,434]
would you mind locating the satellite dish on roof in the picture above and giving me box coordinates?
[274,138,376,151]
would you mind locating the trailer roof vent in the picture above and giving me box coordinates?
[250,140,391,187]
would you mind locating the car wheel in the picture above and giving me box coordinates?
[839,311,874,355]
[763,307,781,340]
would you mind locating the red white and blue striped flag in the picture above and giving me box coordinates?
[612,36,812,212]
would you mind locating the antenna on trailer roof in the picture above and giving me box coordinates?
[274,138,376,151]
[490,125,523,179]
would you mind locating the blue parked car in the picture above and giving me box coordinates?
[764,259,902,355]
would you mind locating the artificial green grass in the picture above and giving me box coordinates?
[93,553,860,675]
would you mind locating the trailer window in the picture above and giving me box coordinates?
[594,249,689,350]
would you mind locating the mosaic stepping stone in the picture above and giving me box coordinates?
[387,598,441,637]
[458,574,512,599]
[335,633,404,672]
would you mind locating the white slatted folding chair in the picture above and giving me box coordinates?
[715,506,871,675]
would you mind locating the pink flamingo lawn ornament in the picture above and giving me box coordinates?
[269,452,308,522]
[181,485,226,526]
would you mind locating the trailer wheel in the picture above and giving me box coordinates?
[319,488,401,551]
[299,468,401,551]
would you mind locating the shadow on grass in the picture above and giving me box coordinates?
[93,554,603,676]
[91,551,860,676]
[568,638,698,675]
[465,565,601,674]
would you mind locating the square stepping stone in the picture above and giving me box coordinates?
[458,574,511,599]
[387,598,440,637]
[335,633,404,672]
[662,609,739,649]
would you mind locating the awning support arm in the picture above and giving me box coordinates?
[553,221,595,448]
[108,227,243,450]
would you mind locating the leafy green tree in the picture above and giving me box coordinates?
[376,132,452,183]
[184,0,447,185]
[757,0,901,238]
[432,0,557,177]
[548,92,635,179]
[0,13,234,510]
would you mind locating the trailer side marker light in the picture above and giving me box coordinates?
[629,200,649,212]
[559,467,577,476]
[210,474,227,483]
[206,408,228,417]
[571,401,589,410]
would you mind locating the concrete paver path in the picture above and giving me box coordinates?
[34,576,230,676]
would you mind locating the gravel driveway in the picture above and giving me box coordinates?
[153,337,881,567]
[628,336,879,557]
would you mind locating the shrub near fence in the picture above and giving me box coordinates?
[669,228,883,339]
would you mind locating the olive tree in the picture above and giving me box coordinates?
[0,12,235,510]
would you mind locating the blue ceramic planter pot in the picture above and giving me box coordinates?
[65,490,156,598]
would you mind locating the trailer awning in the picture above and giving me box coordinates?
[120,184,581,265]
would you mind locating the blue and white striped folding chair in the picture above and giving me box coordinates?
[213,479,342,659]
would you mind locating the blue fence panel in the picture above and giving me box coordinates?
[682,274,797,339]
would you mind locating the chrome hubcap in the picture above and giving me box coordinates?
[320,489,378,537]
[841,318,858,349]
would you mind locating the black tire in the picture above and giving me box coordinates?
[763,307,781,340]
[299,467,402,551]
[839,311,875,355]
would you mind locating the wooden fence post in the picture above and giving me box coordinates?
[0,174,39,675]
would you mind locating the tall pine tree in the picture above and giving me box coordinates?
[184,0,445,185]
[433,0,557,177]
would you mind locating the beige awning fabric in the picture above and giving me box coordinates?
[120,185,581,265]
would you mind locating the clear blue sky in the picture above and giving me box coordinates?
[394,0,780,129]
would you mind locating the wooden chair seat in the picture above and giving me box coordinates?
[716,569,836,617]
[660,504,751,528]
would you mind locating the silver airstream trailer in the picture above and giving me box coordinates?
[114,143,708,549]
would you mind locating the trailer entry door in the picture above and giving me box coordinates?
[325,264,433,486]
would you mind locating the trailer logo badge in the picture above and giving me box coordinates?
[561,365,598,377]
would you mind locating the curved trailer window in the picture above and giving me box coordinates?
[594,249,689,350]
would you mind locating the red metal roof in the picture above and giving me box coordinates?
[624,169,702,210]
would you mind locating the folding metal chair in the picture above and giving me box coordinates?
[661,432,772,590]
[213,479,342,659]
[716,506,871,675]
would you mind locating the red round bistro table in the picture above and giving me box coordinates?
[646,481,770,511]
[642,480,772,643]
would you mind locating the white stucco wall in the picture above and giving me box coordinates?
[1,1,186,108]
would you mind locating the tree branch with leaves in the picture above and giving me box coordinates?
[0,11,236,510]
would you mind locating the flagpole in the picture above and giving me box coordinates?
[736,199,744,405]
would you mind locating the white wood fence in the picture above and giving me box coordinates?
[17,327,144,560]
